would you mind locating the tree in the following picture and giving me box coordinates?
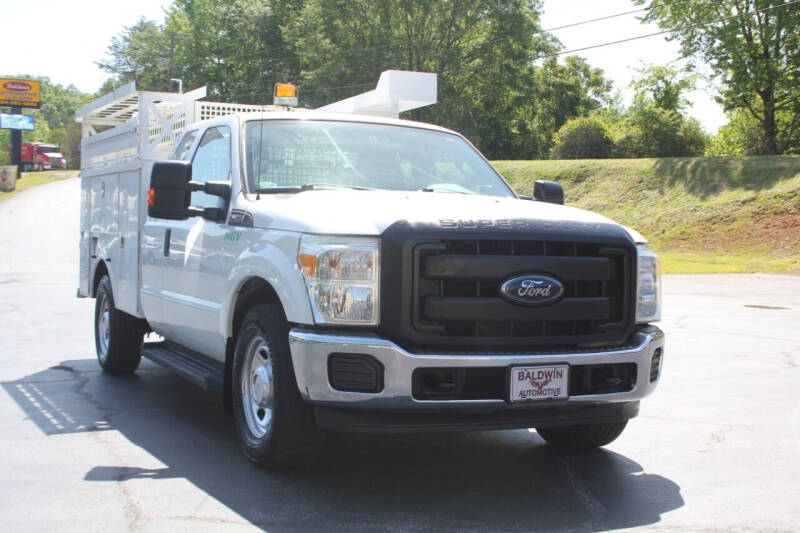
[96,17,172,91]
[94,0,617,158]
[537,56,613,127]
[553,117,614,159]
[630,63,697,112]
[286,0,560,158]
[615,104,707,158]
[636,0,800,155]
[706,109,766,155]
[166,0,301,102]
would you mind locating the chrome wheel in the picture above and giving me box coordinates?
[97,291,110,363]
[241,335,274,439]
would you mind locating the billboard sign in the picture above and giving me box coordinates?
[0,78,41,109]
[0,113,35,131]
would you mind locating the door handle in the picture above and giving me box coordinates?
[164,228,171,257]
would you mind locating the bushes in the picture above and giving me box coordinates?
[615,105,707,158]
[553,106,708,160]
[553,117,614,159]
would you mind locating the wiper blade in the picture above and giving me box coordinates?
[256,184,316,194]
[256,183,374,194]
[419,187,469,194]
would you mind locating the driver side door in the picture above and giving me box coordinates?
[160,125,232,355]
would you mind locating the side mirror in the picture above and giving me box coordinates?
[148,160,231,222]
[533,180,564,205]
[148,161,192,220]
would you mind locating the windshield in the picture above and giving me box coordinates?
[36,145,60,153]
[244,120,514,197]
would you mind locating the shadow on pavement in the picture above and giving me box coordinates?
[3,359,683,531]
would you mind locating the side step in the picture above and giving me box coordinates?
[141,341,224,391]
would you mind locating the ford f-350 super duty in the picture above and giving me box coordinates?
[76,71,663,467]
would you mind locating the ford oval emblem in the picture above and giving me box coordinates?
[500,274,564,306]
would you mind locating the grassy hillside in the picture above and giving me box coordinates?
[492,157,800,274]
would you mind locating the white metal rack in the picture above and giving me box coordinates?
[74,83,268,171]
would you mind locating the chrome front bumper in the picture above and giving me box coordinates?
[289,326,664,410]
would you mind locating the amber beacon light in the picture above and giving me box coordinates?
[274,83,298,107]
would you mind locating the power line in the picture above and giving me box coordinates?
[542,8,647,33]
[539,0,800,61]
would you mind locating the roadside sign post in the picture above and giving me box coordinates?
[9,106,22,180]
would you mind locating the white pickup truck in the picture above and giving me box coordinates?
[76,71,663,467]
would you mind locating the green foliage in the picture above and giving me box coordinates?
[96,18,172,91]
[286,0,565,159]
[167,0,300,102]
[96,0,619,159]
[706,109,767,156]
[553,117,613,159]
[630,63,697,113]
[614,104,707,158]
[636,0,800,155]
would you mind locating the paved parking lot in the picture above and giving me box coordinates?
[1,178,799,531]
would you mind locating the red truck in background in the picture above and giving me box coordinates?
[15,142,68,171]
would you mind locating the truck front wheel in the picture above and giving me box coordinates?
[232,304,326,468]
[94,275,143,374]
[535,421,628,449]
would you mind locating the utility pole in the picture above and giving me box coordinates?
[156,33,190,92]
[10,106,22,178]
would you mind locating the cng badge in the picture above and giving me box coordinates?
[500,274,564,306]
[224,231,242,243]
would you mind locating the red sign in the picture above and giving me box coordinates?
[3,82,33,92]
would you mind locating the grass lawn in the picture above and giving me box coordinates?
[0,170,78,202]
[492,156,800,274]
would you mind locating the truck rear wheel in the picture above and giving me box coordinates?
[232,304,326,468]
[94,275,143,374]
[535,421,628,449]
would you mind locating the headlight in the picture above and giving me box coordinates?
[636,244,661,323]
[298,235,379,325]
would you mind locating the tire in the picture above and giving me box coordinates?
[536,421,628,450]
[232,304,326,468]
[94,275,143,374]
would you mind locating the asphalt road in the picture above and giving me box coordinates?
[1,178,799,532]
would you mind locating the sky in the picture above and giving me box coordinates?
[2,0,727,132]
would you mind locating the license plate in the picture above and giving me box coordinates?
[509,365,569,402]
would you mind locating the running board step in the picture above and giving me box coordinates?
[141,342,224,391]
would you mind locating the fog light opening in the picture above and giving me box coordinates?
[650,348,663,382]
[328,353,384,393]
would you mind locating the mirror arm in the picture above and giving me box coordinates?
[186,180,231,200]
[186,206,227,223]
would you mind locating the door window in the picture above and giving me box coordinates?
[174,130,198,160]
[191,126,231,208]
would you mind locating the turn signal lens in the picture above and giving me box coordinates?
[147,188,155,206]
[299,253,316,277]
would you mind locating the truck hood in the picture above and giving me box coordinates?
[243,189,642,241]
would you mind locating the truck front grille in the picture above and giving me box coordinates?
[378,222,638,352]
[413,239,629,340]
